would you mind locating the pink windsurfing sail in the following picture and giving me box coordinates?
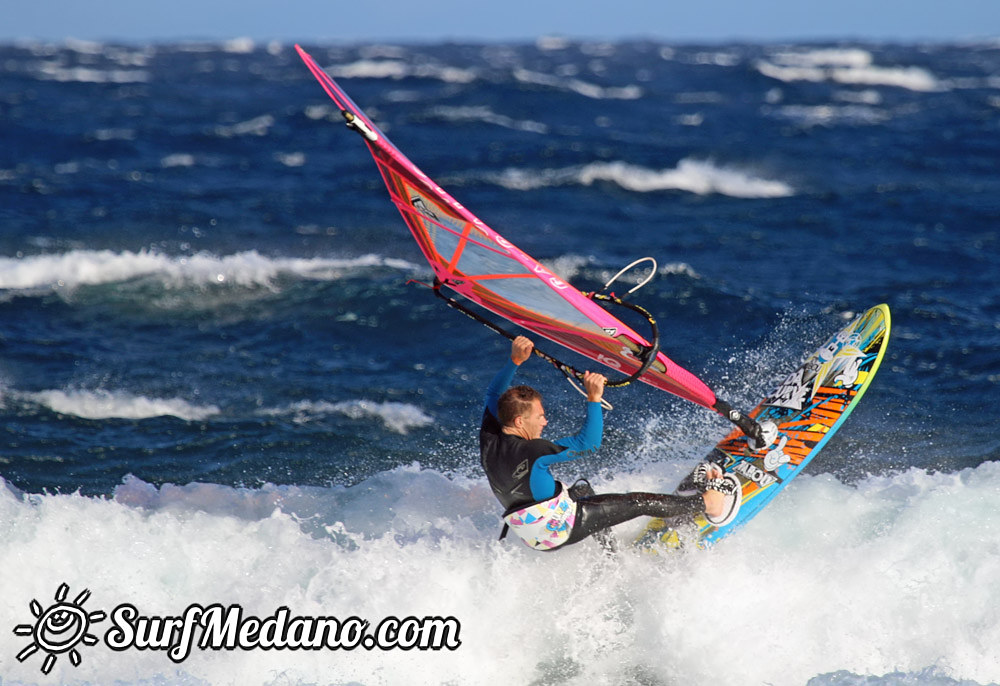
[295,45,718,410]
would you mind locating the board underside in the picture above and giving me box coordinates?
[636,304,891,549]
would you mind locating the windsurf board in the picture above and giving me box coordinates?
[636,303,891,549]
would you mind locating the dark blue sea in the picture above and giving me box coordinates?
[1,37,998,685]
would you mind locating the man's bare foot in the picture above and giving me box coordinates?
[702,474,742,526]
[702,489,725,519]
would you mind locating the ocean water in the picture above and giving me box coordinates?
[1,37,999,685]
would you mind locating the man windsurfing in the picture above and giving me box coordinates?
[480,335,740,551]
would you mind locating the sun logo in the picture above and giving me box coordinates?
[13,583,106,675]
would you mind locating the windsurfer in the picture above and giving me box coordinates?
[480,335,738,551]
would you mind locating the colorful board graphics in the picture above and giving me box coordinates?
[637,304,891,549]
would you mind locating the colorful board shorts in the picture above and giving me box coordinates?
[503,487,577,550]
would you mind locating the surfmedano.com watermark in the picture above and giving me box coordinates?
[14,584,461,675]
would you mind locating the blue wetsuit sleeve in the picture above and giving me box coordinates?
[484,358,519,419]
[528,402,603,501]
[550,401,603,455]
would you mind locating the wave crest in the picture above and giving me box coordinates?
[0,249,422,293]
[23,389,219,421]
[756,48,943,92]
[2,464,999,684]
[491,158,794,198]
[264,399,433,435]
[329,59,477,84]
[513,68,643,100]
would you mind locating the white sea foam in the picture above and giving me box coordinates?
[331,59,410,79]
[62,38,106,55]
[274,151,307,167]
[755,48,943,92]
[542,255,700,286]
[774,104,891,127]
[329,59,478,84]
[91,128,137,141]
[22,389,219,421]
[214,114,275,138]
[688,51,742,67]
[659,261,701,279]
[537,254,592,282]
[31,61,150,84]
[834,88,883,105]
[513,68,642,100]
[54,40,152,68]
[0,249,422,293]
[536,35,572,52]
[677,112,705,127]
[304,103,338,121]
[772,48,875,68]
[425,106,548,134]
[491,158,794,198]
[222,37,255,54]
[265,400,433,435]
[17,41,152,83]
[160,153,197,168]
[1,461,998,685]
[829,65,942,92]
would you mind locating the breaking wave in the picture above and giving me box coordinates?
[0,249,422,293]
[263,400,434,435]
[328,59,478,84]
[21,389,219,421]
[755,48,943,92]
[425,105,549,134]
[2,462,1000,684]
[490,158,794,198]
[513,68,643,100]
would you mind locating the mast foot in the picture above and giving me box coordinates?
[713,399,775,450]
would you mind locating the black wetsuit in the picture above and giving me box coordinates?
[480,358,705,549]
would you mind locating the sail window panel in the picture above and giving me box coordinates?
[400,179,602,335]
[474,273,603,333]
[453,234,532,279]
[422,215,463,265]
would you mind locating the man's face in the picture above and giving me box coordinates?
[520,398,548,439]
